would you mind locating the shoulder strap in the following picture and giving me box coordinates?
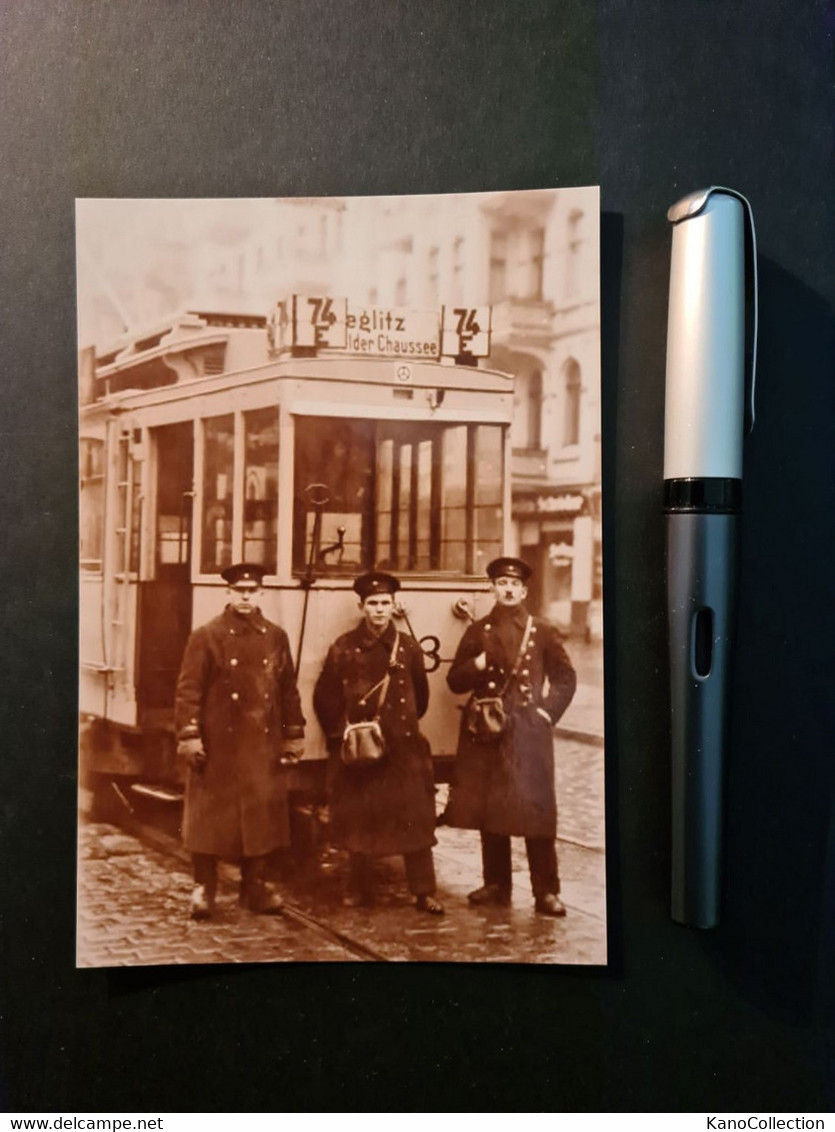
[498,616,534,695]
[358,633,400,712]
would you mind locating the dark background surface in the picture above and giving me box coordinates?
[1,0,833,1112]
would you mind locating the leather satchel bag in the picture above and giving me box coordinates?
[465,695,507,742]
[340,635,400,768]
[340,719,386,767]
[463,616,534,744]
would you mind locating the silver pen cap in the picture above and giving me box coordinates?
[664,189,747,481]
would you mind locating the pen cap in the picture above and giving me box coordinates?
[664,191,745,480]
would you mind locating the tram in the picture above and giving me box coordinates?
[79,296,514,812]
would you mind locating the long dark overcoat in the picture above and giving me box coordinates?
[313,620,436,857]
[175,606,305,858]
[444,603,576,838]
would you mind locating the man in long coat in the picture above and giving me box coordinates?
[313,572,444,915]
[175,562,306,920]
[445,557,577,916]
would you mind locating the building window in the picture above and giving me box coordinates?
[563,358,582,446]
[566,210,583,298]
[489,231,508,303]
[80,438,105,571]
[512,367,543,450]
[524,227,546,300]
[452,237,465,303]
[428,246,439,306]
[243,407,279,572]
[201,415,234,573]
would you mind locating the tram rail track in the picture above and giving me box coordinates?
[108,809,390,962]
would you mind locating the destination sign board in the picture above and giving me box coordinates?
[440,305,492,359]
[270,296,493,362]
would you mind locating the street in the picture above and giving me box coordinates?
[77,733,606,967]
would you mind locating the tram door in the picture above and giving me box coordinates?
[136,421,194,730]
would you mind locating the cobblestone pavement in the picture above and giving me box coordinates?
[78,735,606,968]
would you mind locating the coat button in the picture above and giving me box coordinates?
[522,669,530,676]
[264,694,269,700]
[488,682,496,690]
[231,692,239,701]
[400,697,406,703]
[263,658,269,666]
[230,658,238,666]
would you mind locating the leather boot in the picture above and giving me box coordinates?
[467,883,511,907]
[191,854,217,920]
[534,893,567,917]
[242,856,284,914]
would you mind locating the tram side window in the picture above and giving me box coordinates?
[293,417,375,573]
[115,434,142,576]
[243,407,278,572]
[201,415,234,573]
[80,438,104,572]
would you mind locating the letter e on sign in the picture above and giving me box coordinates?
[441,305,491,359]
[292,295,347,349]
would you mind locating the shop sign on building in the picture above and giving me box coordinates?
[512,491,588,518]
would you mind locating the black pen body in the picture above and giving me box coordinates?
[665,479,740,928]
[664,188,754,928]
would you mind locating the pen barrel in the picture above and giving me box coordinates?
[666,502,739,928]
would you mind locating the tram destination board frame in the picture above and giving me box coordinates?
[76,188,606,967]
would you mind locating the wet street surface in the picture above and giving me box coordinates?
[77,735,606,967]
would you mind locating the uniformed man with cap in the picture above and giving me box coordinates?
[313,572,444,914]
[175,563,306,920]
[445,557,577,916]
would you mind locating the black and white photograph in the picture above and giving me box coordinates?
[76,188,605,966]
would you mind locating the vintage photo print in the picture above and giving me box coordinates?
[77,189,605,966]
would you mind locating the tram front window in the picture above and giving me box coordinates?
[243,406,279,572]
[293,416,504,576]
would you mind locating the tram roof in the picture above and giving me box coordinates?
[86,306,514,407]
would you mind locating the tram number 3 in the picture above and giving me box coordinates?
[419,635,443,673]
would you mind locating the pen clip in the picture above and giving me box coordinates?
[725,188,758,436]
[667,186,758,435]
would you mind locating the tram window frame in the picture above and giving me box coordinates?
[113,433,142,579]
[199,413,236,575]
[80,437,105,573]
[292,415,505,578]
[242,405,279,573]
[195,406,280,580]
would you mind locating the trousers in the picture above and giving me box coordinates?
[192,853,271,895]
[480,832,559,899]
[349,848,436,896]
